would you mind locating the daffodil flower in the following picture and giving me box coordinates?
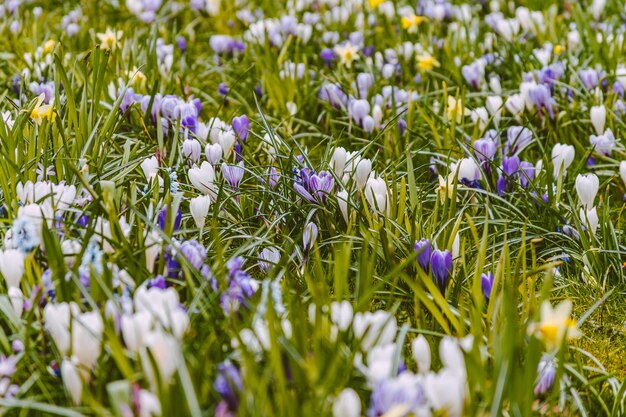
[29,94,55,125]
[446,96,469,124]
[528,300,582,351]
[401,14,427,33]
[97,28,123,51]
[416,53,439,71]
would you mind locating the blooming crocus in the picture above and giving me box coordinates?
[368,373,427,416]
[333,388,360,417]
[590,128,615,156]
[29,94,55,125]
[575,173,599,209]
[222,162,245,188]
[189,195,211,228]
[188,161,216,198]
[505,94,525,119]
[551,143,575,177]
[505,126,532,155]
[413,239,432,272]
[417,52,440,71]
[473,137,497,163]
[353,310,397,351]
[453,158,480,182]
[528,299,581,351]
[620,161,626,187]
[481,272,495,300]
[430,249,452,294]
[590,105,606,135]
[214,362,243,412]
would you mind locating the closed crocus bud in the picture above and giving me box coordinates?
[141,329,179,388]
[205,143,223,165]
[72,311,104,370]
[619,161,626,187]
[430,249,452,294]
[454,158,480,182]
[413,238,432,271]
[8,287,23,317]
[551,143,575,177]
[189,195,211,228]
[121,311,153,352]
[364,177,388,215]
[505,94,525,118]
[534,357,556,396]
[332,388,361,417]
[355,158,372,190]
[590,105,606,135]
[0,249,25,288]
[182,138,201,163]
[481,272,495,300]
[218,130,236,158]
[61,358,82,405]
[580,207,599,235]
[412,335,431,374]
[188,161,216,198]
[575,173,599,209]
[138,389,162,417]
[337,190,349,223]
[303,222,318,251]
[331,147,348,178]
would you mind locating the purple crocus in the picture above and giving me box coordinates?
[232,115,249,142]
[218,82,229,97]
[528,84,555,119]
[158,206,182,231]
[413,239,432,272]
[481,272,494,300]
[473,137,497,163]
[222,162,245,188]
[502,156,521,177]
[430,249,452,294]
[504,126,532,155]
[519,161,535,188]
[309,171,334,203]
[321,48,335,63]
[214,361,243,412]
[534,356,556,396]
[180,239,207,270]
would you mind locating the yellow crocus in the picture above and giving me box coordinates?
[29,94,55,125]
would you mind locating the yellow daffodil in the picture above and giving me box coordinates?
[416,53,439,71]
[528,300,581,351]
[554,44,565,55]
[401,14,427,33]
[97,28,123,51]
[29,93,55,125]
[369,0,385,8]
[438,174,455,202]
[446,96,469,124]
[334,42,360,68]
[43,39,56,54]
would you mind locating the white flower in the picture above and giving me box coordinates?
[591,0,606,20]
[44,302,74,356]
[138,389,162,417]
[331,147,348,178]
[121,311,153,352]
[551,143,575,177]
[590,105,606,135]
[356,343,397,385]
[620,161,626,187]
[71,311,104,371]
[140,156,160,182]
[337,190,349,223]
[218,130,237,158]
[424,367,466,417]
[355,158,372,190]
[141,329,179,388]
[205,143,223,165]
[61,358,82,405]
[505,94,525,118]
[188,161,217,199]
[580,206,599,235]
[575,173,599,209]
[364,177,389,215]
[189,195,211,228]
[353,310,397,351]
[412,335,431,374]
[8,287,23,317]
[0,249,25,288]
[332,388,361,417]
[452,158,480,182]
[330,301,353,331]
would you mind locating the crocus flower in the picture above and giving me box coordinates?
[430,249,452,294]
[232,115,249,142]
[413,239,432,272]
[534,356,556,396]
[222,162,245,188]
[214,362,242,412]
[481,272,495,300]
[575,173,599,209]
[527,300,581,351]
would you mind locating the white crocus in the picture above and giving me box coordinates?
[590,105,606,135]
[0,249,25,288]
[188,161,217,199]
[364,177,389,215]
[332,388,361,417]
[412,335,431,374]
[619,161,626,187]
[575,173,599,209]
[189,195,211,228]
[580,206,599,235]
[551,143,575,177]
[61,358,82,405]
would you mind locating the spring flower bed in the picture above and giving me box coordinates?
[0,0,624,415]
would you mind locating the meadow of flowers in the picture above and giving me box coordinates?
[0,0,625,415]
